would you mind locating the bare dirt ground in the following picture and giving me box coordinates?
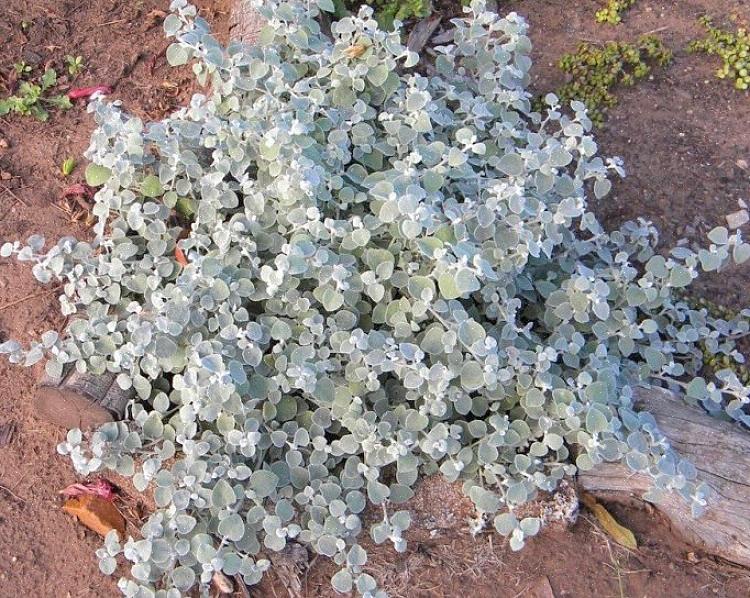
[0,1,749,597]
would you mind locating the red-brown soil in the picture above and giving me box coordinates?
[0,1,749,597]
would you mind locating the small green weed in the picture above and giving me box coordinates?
[13,61,32,77]
[595,0,637,25]
[343,0,430,30]
[686,294,750,386]
[65,55,85,78]
[0,68,72,121]
[689,17,750,91]
[61,157,76,177]
[554,35,672,125]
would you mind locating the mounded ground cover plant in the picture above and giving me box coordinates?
[554,35,672,126]
[595,0,638,25]
[1,0,750,596]
[689,16,750,91]
[0,66,72,121]
[343,0,431,30]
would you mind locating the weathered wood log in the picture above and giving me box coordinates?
[578,386,750,568]
[34,368,132,429]
[229,0,265,45]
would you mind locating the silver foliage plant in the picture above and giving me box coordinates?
[2,0,750,595]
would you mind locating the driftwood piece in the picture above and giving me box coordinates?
[578,386,750,568]
[34,368,132,429]
[407,15,442,53]
[229,0,265,45]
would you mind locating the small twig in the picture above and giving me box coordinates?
[0,287,59,312]
[11,470,28,494]
[605,536,627,598]
[98,18,126,26]
[641,25,670,37]
[0,482,26,503]
[234,575,251,598]
[52,202,73,216]
[579,26,669,47]
[0,184,29,208]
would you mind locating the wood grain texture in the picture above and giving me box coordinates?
[579,386,750,568]
[229,0,265,45]
[34,368,131,429]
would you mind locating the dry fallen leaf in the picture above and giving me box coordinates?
[60,478,117,501]
[61,182,96,202]
[344,44,367,59]
[582,493,638,550]
[63,494,126,538]
[175,246,189,266]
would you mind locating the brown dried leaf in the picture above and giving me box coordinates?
[63,494,126,538]
[175,246,189,266]
[60,478,117,501]
[582,493,638,550]
[344,44,367,59]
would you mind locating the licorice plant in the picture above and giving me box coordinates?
[1,1,749,596]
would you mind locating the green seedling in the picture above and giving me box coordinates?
[62,157,76,177]
[13,61,32,77]
[0,68,72,121]
[595,0,637,25]
[689,17,750,91]
[343,0,430,30]
[551,35,672,125]
[65,55,85,77]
